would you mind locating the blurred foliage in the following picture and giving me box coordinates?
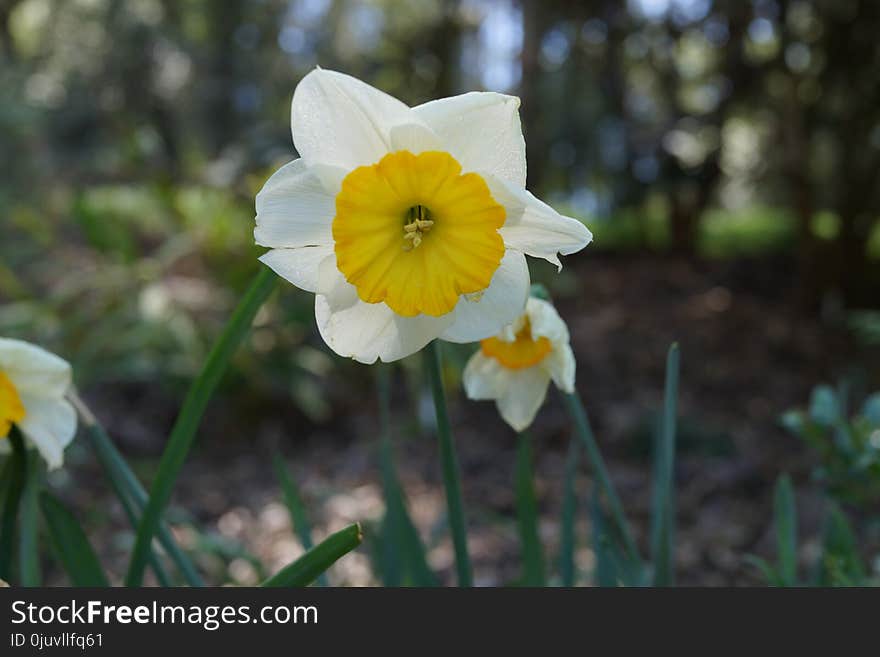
[747,474,876,586]
[782,384,880,506]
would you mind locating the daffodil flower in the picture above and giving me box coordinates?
[255,69,592,363]
[463,297,574,432]
[0,338,77,470]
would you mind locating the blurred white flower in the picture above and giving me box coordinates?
[0,338,77,470]
[255,68,592,363]
[463,297,575,432]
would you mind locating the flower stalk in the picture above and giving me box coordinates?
[0,428,27,579]
[423,341,472,587]
[515,431,545,585]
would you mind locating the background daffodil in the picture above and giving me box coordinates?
[0,338,77,470]
[255,68,592,363]
[463,297,575,432]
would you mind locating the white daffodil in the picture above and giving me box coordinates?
[255,68,592,363]
[463,297,575,432]
[0,338,77,470]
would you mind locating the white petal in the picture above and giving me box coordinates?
[291,68,419,170]
[496,367,551,432]
[413,92,526,186]
[462,351,507,401]
[254,159,336,249]
[17,395,77,470]
[314,263,452,363]
[259,246,334,293]
[486,176,593,270]
[389,123,443,154]
[544,343,576,393]
[440,250,529,343]
[0,338,71,398]
[525,297,570,344]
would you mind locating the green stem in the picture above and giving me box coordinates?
[126,267,276,586]
[558,436,580,587]
[376,364,402,586]
[18,450,42,586]
[422,341,472,587]
[376,365,437,587]
[515,431,545,586]
[561,391,641,568]
[0,427,27,579]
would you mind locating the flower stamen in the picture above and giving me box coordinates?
[402,205,434,252]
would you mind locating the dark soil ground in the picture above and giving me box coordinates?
[55,252,879,586]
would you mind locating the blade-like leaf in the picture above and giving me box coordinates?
[272,455,328,587]
[561,391,641,568]
[40,492,109,586]
[743,555,784,586]
[262,523,363,587]
[558,438,579,587]
[127,267,276,586]
[651,343,679,586]
[73,401,200,586]
[515,431,545,586]
[591,489,620,587]
[774,474,798,586]
[816,502,865,586]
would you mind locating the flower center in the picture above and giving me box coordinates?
[0,370,25,438]
[402,205,433,251]
[333,150,506,317]
[480,317,552,370]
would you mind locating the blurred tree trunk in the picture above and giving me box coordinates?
[429,0,460,98]
[206,0,244,155]
[519,0,549,190]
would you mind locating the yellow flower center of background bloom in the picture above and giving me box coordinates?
[0,371,26,438]
[333,150,506,317]
[481,317,553,370]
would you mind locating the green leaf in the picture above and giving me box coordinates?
[0,428,27,580]
[272,455,328,587]
[651,343,679,586]
[262,523,363,587]
[816,502,865,586]
[591,489,623,587]
[18,452,42,586]
[561,391,641,569]
[774,474,798,586]
[557,438,580,587]
[743,555,784,586]
[861,393,880,426]
[40,492,109,586]
[126,267,276,586]
[77,409,200,586]
[515,431,545,586]
[809,385,839,427]
[779,410,806,437]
